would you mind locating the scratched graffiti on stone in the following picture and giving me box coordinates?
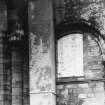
[29,32,54,92]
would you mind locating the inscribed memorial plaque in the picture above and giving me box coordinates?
[57,34,84,77]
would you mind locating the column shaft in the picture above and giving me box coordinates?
[11,44,22,105]
[0,35,4,105]
[22,41,29,105]
[0,1,7,105]
[28,0,56,105]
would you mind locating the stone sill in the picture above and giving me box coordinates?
[57,77,105,85]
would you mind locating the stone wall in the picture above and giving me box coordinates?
[55,1,105,105]
[0,0,104,105]
[57,82,105,105]
[56,32,105,105]
[83,33,104,80]
[0,1,7,105]
[28,0,56,105]
[54,0,105,35]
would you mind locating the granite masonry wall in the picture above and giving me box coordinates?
[56,33,105,105]
[55,0,105,105]
[57,82,105,105]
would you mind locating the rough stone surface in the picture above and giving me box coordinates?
[57,33,104,79]
[0,34,4,105]
[57,82,105,105]
[57,34,84,77]
[0,1,7,105]
[55,1,105,105]
[11,46,22,105]
[30,93,56,105]
[56,32,105,105]
[29,0,55,93]
[3,38,11,105]
[22,45,29,105]
[54,0,105,35]
[28,0,56,105]
[0,1,7,31]
[83,33,104,80]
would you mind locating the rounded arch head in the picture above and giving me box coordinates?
[55,20,105,61]
[55,20,103,39]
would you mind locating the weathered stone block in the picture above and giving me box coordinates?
[30,93,56,105]
[78,94,87,99]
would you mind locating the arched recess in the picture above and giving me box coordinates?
[55,20,105,78]
[56,21,105,105]
[56,21,105,56]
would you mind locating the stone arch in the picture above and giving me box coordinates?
[55,20,105,62]
[56,20,105,105]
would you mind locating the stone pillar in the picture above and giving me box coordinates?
[11,44,22,105]
[0,33,4,105]
[7,8,26,105]
[22,41,29,105]
[3,39,11,105]
[28,0,56,105]
[0,1,7,105]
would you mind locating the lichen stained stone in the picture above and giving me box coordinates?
[80,0,105,35]
[54,0,105,36]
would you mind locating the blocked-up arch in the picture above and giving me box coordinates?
[56,21,105,105]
